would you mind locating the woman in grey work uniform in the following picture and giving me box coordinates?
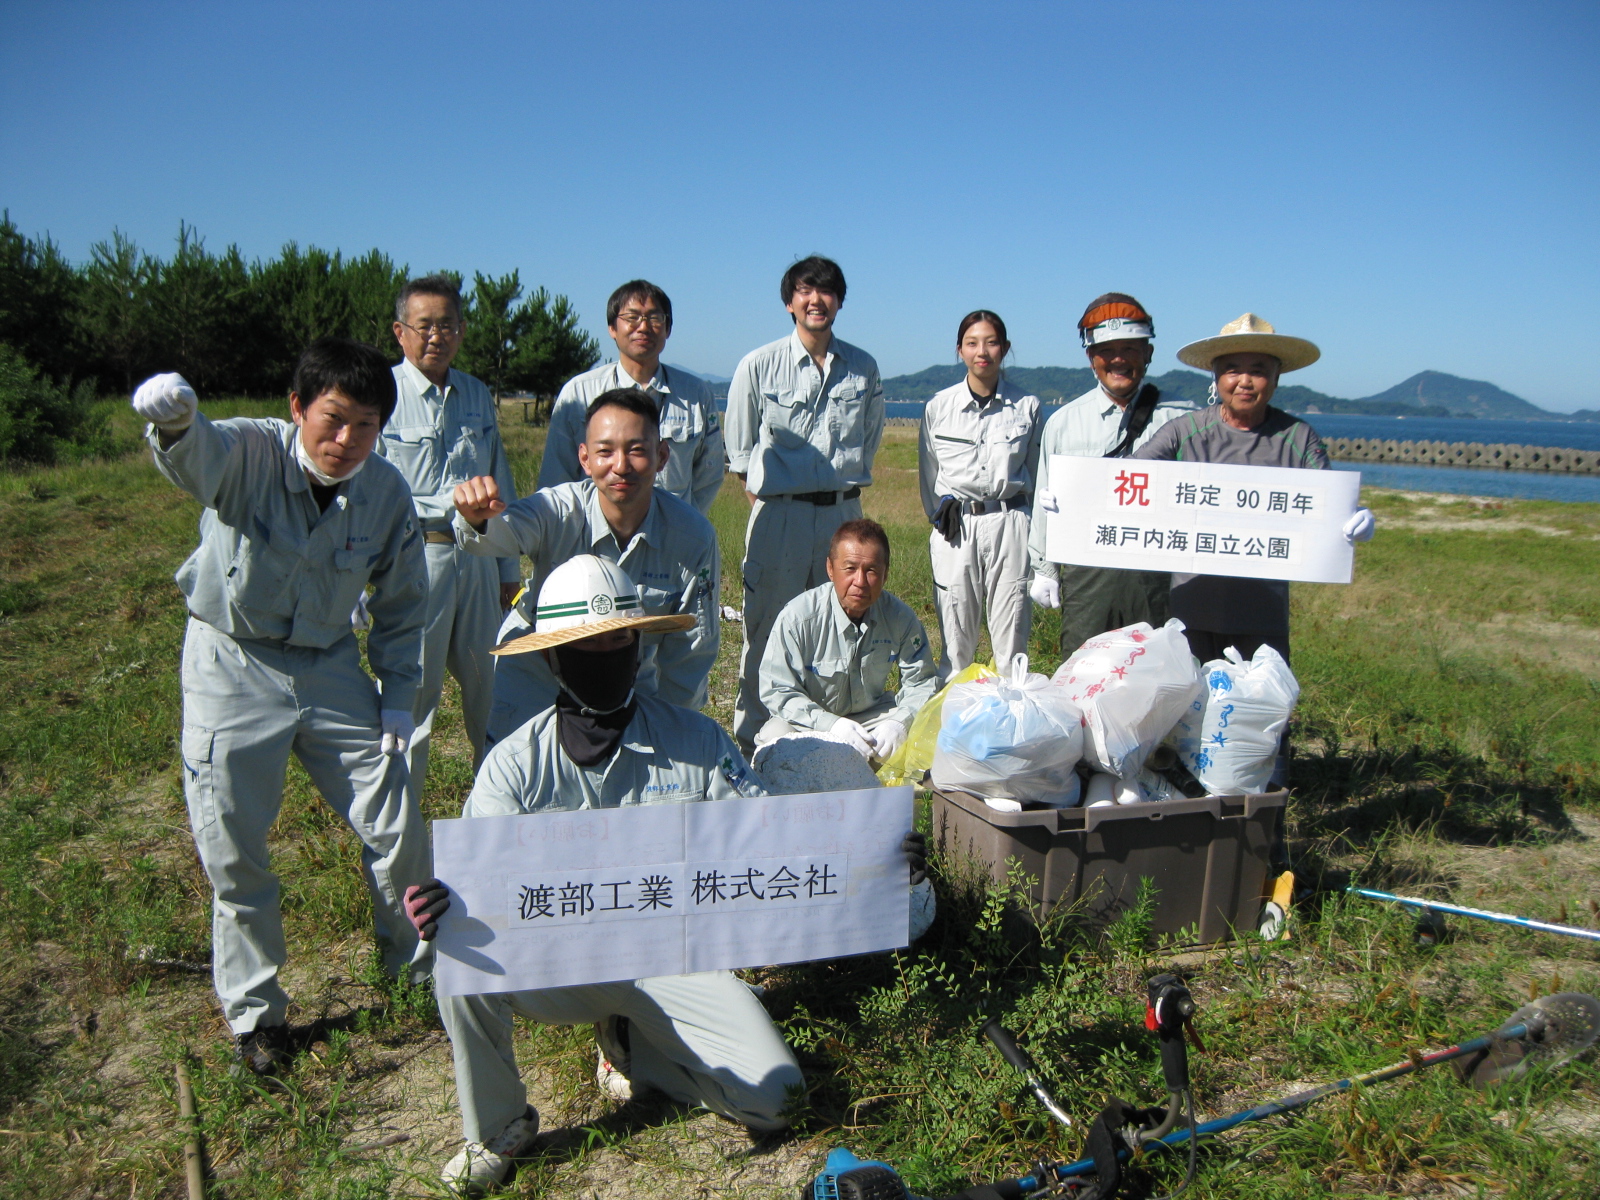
[918,311,1042,675]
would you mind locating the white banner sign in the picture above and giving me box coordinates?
[1044,456,1361,584]
[431,787,913,997]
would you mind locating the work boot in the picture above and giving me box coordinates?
[441,1106,539,1196]
[235,1024,292,1076]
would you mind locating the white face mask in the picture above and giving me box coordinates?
[295,431,367,487]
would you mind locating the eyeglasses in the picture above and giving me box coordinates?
[614,311,667,330]
[398,319,462,340]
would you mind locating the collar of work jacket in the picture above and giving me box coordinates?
[399,356,459,401]
[610,361,668,394]
[828,584,882,641]
[583,479,660,556]
[786,329,839,377]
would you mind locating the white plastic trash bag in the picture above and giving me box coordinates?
[1174,644,1300,795]
[932,654,1084,806]
[1052,620,1203,779]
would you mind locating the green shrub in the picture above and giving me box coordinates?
[0,342,118,464]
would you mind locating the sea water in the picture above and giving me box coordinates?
[881,403,1600,501]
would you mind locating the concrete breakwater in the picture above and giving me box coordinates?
[883,418,1599,474]
[1321,438,1600,474]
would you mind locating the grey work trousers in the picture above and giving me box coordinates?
[734,494,862,746]
[179,619,428,1034]
[929,508,1031,674]
[438,971,804,1141]
[408,539,502,785]
[1056,564,1171,658]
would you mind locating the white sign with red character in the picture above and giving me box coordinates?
[1043,456,1361,584]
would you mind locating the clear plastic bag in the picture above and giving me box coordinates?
[876,661,997,786]
[931,654,1085,806]
[1051,619,1203,779]
[1173,644,1299,795]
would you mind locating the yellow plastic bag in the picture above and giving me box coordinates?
[877,661,999,786]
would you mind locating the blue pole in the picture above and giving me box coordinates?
[1349,887,1600,942]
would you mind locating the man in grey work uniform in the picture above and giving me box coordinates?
[1028,293,1194,655]
[379,275,520,787]
[451,389,720,746]
[758,519,939,764]
[726,256,885,751]
[130,342,430,1074]
[1132,312,1375,664]
[538,279,725,515]
[415,554,801,1194]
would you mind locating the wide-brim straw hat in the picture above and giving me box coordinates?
[1176,313,1321,373]
[490,553,699,656]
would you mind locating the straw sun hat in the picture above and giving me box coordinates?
[1176,313,1321,373]
[491,554,695,657]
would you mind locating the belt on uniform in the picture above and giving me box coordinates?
[424,530,456,545]
[958,495,1026,515]
[783,487,862,506]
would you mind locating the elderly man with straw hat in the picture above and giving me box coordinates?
[408,553,803,1194]
[1131,313,1375,665]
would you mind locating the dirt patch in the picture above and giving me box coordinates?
[1451,613,1600,679]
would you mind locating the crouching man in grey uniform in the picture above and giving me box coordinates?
[757,518,939,763]
[130,341,430,1075]
[405,554,930,1193]
[410,555,794,1193]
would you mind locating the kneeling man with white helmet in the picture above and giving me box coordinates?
[404,554,927,1194]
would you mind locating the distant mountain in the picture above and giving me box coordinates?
[1356,371,1555,420]
[667,363,731,385]
[880,364,1595,421]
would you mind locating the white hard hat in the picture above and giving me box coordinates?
[491,554,695,657]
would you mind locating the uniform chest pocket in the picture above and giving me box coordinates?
[806,654,853,695]
[827,376,868,442]
[445,420,493,477]
[226,531,302,616]
[325,547,370,621]
[760,390,815,448]
[657,403,704,444]
[382,424,440,482]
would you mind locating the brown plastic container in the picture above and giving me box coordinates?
[930,786,1288,946]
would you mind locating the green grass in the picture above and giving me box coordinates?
[2,409,1600,1197]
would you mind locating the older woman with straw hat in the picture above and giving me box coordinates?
[1131,313,1375,667]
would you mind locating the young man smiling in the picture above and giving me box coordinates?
[538,280,725,516]
[452,388,719,745]
[725,256,885,751]
[132,340,430,1074]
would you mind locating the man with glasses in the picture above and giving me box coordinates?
[725,256,884,752]
[379,275,521,792]
[538,280,725,516]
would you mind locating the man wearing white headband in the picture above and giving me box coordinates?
[131,340,431,1076]
[1132,313,1375,667]
[1027,293,1195,654]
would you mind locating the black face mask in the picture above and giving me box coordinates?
[554,638,639,714]
[552,638,641,767]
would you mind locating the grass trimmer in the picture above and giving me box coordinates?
[806,988,1600,1200]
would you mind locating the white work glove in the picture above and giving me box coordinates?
[380,709,416,757]
[1342,506,1376,544]
[350,592,372,631]
[1029,576,1060,609]
[829,718,876,760]
[131,372,199,433]
[1037,488,1059,514]
[870,719,909,761]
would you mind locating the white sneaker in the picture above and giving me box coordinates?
[441,1107,538,1195]
[594,1017,640,1101]
[596,1045,635,1101]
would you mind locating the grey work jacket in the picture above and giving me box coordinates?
[148,414,427,711]
[759,582,938,732]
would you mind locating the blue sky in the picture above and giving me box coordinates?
[4,1,1597,409]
